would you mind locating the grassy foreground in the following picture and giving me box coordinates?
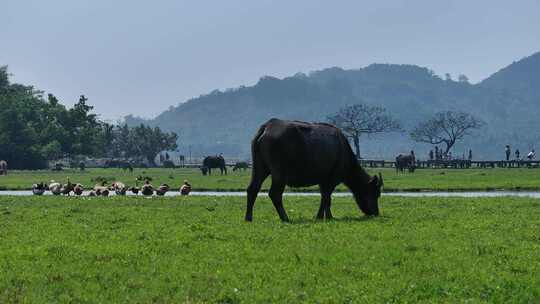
[0,195,539,303]
[2,167,540,192]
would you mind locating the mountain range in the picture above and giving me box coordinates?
[126,52,540,160]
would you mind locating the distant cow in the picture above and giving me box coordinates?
[201,156,227,175]
[395,154,416,172]
[232,161,249,172]
[105,159,132,172]
[0,160,7,175]
[246,118,382,222]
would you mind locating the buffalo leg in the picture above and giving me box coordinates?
[318,184,335,219]
[316,202,325,219]
[316,186,327,219]
[269,180,288,222]
[245,167,269,222]
[324,193,333,219]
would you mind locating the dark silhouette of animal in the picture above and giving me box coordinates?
[104,159,133,172]
[0,160,8,175]
[395,154,416,172]
[246,118,383,222]
[201,156,227,175]
[232,161,249,172]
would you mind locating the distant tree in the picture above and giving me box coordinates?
[445,73,452,81]
[327,104,401,158]
[410,111,485,153]
[0,66,9,89]
[458,74,469,83]
[41,140,63,160]
[0,67,135,168]
[104,123,178,165]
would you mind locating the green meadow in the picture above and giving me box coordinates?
[1,167,540,192]
[1,195,539,303]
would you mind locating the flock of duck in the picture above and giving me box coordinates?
[31,179,192,197]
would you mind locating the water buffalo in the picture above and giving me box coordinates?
[0,160,7,175]
[232,161,249,172]
[201,156,227,175]
[395,154,416,172]
[246,118,383,222]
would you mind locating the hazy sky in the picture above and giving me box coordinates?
[2,0,539,120]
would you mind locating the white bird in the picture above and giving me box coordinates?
[49,181,62,195]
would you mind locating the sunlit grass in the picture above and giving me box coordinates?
[0,195,539,302]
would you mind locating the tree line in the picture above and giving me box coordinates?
[327,103,484,158]
[0,66,177,169]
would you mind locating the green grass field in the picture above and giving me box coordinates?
[1,167,540,192]
[1,195,539,302]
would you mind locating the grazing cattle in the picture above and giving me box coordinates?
[32,182,48,195]
[0,160,7,175]
[232,161,249,172]
[246,118,383,222]
[395,154,416,172]
[180,180,192,195]
[201,156,227,175]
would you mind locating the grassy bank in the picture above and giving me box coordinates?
[1,167,540,192]
[0,195,539,302]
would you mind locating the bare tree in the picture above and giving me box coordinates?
[327,104,401,158]
[410,111,485,153]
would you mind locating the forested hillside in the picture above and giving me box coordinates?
[127,52,540,159]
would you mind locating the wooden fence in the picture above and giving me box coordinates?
[359,159,540,169]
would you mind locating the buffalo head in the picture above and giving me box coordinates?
[200,166,208,175]
[355,172,383,216]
